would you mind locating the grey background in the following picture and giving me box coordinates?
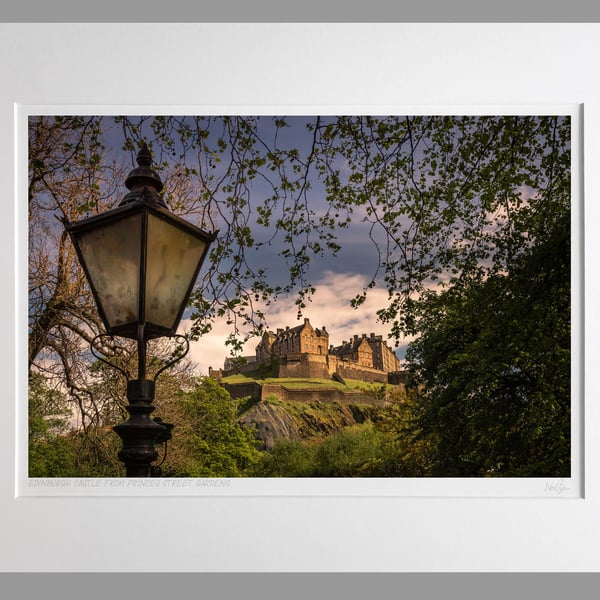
[1,0,600,23]
[1,573,598,598]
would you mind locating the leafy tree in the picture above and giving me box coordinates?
[372,386,436,477]
[28,372,70,439]
[313,424,392,477]
[255,438,317,477]
[166,378,262,477]
[405,210,570,476]
[28,116,124,441]
[314,115,571,340]
[30,114,570,360]
[28,371,76,476]
[29,434,78,478]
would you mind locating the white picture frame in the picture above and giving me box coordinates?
[1,22,598,572]
[17,102,582,500]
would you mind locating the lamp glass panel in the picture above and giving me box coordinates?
[76,213,142,329]
[145,214,207,331]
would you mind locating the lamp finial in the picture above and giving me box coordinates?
[122,141,166,206]
[137,142,153,167]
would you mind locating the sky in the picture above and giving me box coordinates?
[29,115,413,383]
[180,168,407,375]
[102,115,411,374]
[33,114,568,378]
[183,269,407,375]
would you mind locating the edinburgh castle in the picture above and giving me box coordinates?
[211,318,402,384]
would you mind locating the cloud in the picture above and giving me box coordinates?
[185,270,409,375]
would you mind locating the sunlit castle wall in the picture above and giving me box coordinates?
[275,352,389,384]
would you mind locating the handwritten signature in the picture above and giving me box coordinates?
[544,479,570,495]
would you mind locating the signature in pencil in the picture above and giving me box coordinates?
[544,479,570,495]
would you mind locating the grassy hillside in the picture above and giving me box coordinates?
[261,396,380,438]
[223,372,393,394]
[237,393,384,451]
[224,372,393,450]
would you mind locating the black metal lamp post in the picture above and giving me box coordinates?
[64,143,216,477]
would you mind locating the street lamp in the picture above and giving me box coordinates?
[64,143,216,477]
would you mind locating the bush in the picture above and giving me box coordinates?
[167,377,263,477]
[257,424,399,477]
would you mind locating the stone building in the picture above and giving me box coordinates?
[248,318,401,383]
[256,318,329,361]
[366,333,401,372]
[255,331,277,363]
[330,335,374,368]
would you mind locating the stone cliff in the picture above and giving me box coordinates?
[237,398,379,450]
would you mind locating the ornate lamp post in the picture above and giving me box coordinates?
[64,143,216,477]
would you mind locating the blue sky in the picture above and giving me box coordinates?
[97,115,409,373]
[33,114,571,376]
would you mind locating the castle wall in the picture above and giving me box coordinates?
[276,353,331,379]
[224,381,387,407]
[335,362,388,384]
[262,384,386,406]
[222,381,263,401]
[273,353,390,383]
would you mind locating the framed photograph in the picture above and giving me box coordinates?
[19,106,581,500]
[2,23,598,572]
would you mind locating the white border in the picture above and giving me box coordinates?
[1,23,598,572]
[16,102,583,499]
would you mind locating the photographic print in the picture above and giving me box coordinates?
[27,113,573,484]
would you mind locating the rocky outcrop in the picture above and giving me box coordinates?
[238,402,300,450]
[238,399,379,449]
[293,402,357,438]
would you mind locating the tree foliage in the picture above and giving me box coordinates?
[405,211,570,476]
[165,378,262,477]
[256,424,387,477]
[29,114,570,351]
[28,371,120,477]
[313,115,571,339]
